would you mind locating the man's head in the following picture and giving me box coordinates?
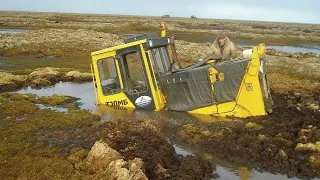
[217,33,226,46]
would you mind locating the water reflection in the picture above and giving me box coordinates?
[17,82,97,111]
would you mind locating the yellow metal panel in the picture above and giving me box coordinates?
[145,51,166,110]
[258,43,266,55]
[209,67,217,84]
[146,52,159,90]
[91,50,135,108]
[161,30,166,37]
[188,102,236,116]
[91,51,116,63]
[235,48,266,117]
[91,40,147,56]
[140,44,165,111]
[115,57,124,89]
[188,45,267,118]
[98,92,136,108]
[91,51,115,104]
[205,60,217,64]
[90,64,98,103]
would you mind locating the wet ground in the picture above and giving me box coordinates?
[1,13,320,179]
[14,82,320,179]
[1,49,319,178]
[0,38,319,179]
[0,92,214,179]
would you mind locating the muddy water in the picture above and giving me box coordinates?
[17,82,303,179]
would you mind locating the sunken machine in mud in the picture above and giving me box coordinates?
[90,24,273,118]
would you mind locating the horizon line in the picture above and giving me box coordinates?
[1,10,319,25]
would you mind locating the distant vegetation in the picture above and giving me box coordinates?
[191,15,197,19]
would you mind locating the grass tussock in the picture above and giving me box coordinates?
[0,72,27,85]
[0,67,93,92]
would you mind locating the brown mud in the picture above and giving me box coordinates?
[0,93,214,179]
[178,91,320,179]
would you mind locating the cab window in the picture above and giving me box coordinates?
[121,51,147,94]
[150,47,171,73]
[97,57,121,95]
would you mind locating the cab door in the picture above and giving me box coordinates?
[116,45,156,110]
[92,50,135,109]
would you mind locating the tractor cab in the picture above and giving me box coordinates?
[91,24,273,118]
[91,33,171,111]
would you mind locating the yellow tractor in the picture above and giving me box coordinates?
[90,24,273,118]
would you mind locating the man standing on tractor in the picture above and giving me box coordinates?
[207,33,240,61]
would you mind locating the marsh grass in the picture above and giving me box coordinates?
[1,11,320,44]
[1,11,319,87]
[0,72,27,84]
[267,54,320,81]
[0,28,123,55]
[0,93,214,179]
[0,93,100,179]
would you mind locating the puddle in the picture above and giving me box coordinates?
[16,82,307,179]
[172,144,194,156]
[17,82,96,111]
[267,45,320,54]
[214,166,299,180]
[15,116,26,121]
[0,29,28,34]
[239,42,320,55]
[36,104,68,113]
[235,40,320,55]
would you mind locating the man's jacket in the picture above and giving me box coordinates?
[208,36,240,60]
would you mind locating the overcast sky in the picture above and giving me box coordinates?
[1,0,319,24]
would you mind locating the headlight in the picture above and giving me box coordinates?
[149,39,153,47]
